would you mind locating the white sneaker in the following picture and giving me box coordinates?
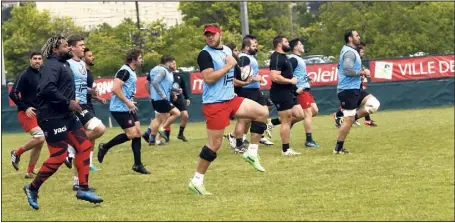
[353,120,360,126]
[282,148,301,156]
[227,134,236,149]
[260,137,274,146]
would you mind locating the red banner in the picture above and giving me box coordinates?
[190,63,339,94]
[370,55,454,82]
[7,55,454,106]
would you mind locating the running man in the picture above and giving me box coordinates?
[142,55,181,145]
[333,30,381,154]
[269,36,305,156]
[97,49,150,174]
[65,35,106,190]
[169,58,191,142]
[188,24,269,195]
[24,36,103,210]
[288,38,320,148]
[226,35,274,153]
[9,51,45,178]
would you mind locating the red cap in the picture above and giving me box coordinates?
[204,25,221,34]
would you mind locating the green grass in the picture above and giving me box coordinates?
[2,107,454,221]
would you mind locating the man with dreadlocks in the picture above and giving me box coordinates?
[23,36,103,210]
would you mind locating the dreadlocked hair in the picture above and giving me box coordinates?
[41,36,66,58]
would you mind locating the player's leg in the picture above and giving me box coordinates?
[232,118,249,153]
[11,112,45,171]
[359,92,380,127]
[97,112,135,163]
[234,97,268,171]
[334,90,361,154]
[189,102,230,195]
[66,116,103,203]
[23,118,72,209]
[177,110,189,142]
[131,120,149,174]
[160,106,181,140]
[24,127,45,178]
[84,116,105,171]
[297,92,319,148]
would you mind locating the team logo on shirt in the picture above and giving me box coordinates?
[128,119,132,124]
[220,52,228,64]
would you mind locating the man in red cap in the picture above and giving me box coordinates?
[187,24,270,195]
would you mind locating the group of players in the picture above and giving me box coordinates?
[9,23,381,209]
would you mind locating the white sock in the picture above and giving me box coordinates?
[192,172,204,185]
[68,145,76,159]
[73,176,79,186]
[89,151,93,166]
[247,144,258,156]
[243,134,247,141]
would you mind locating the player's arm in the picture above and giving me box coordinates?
[198,50,235,85]
[289,58,303,94]
[38,64,71,109]
[111,69,132,104]
[180,76,190,100]
[145,73,151,94]
[151,70,167,99]
[343,51,368,77]
[9,72,30,111]
[269,54,294,84]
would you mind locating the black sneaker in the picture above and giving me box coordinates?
[11,150,20,171]
[97,143,108,163]
[64,156,73,169]
[177,135,188,142]
[333,148,350,154]
[234,144,247,154]
[132,164,151,174]
[72,184,97,192]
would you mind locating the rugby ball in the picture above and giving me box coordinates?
[240,65,253,81]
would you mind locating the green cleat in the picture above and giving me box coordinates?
[242,153,266,172]
[188,181,212,196]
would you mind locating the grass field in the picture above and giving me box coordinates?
[1,107,454,221]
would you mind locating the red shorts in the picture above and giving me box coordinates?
[17,111,39,132]
[202,96,244,130]
[297,91,315,109]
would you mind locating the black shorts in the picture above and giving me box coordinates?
[152,99,175,113]
[75,104,96,126]
[38,114,84,143]
[111,111,138,129]
[172,97,187,111]
[270,90,298,112]
[337,89,371,110]
[236,88,267,106]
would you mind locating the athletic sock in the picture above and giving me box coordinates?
[178,126,185,136]
[15,147,25,156]
[306,133,313,142]
[104,133,129,150]
[365,115,371,121]
[334,140,344,152]
[282,143,290,153]
[131,137,142,166]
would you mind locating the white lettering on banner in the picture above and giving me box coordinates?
[260,74,269,87]
[192,78,204,93]
[309,66,338,83]
[439,60,455,73]
[93,80,113,95]
[398,61,452,76]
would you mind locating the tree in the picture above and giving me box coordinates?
[2,3,83,79]
[305,2,454,59]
